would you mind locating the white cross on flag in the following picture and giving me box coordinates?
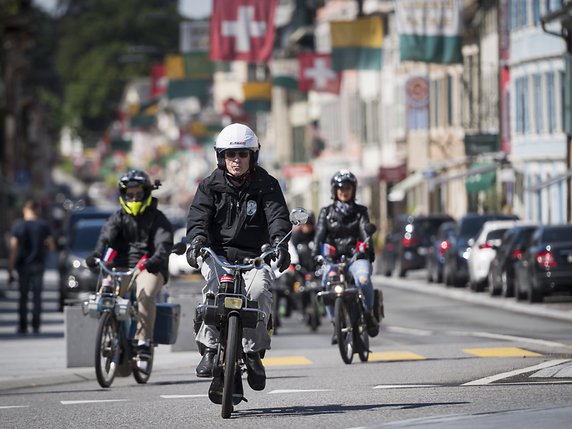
[210,0,277,63]
[298,53,340,93]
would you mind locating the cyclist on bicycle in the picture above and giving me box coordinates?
[86,169,173,360]
[312,170,380,342]
[186,122,291,391]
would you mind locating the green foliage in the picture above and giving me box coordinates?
[55,0,181,139]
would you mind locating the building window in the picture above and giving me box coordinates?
[519,0,528,28]
[547,70,556,132]
[532,0,541,26]
[534,73,543,133]
[560,69,566,133]
[510,0,518,31]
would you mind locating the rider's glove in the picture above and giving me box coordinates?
[85,253,100,269]
[186,235,207,269]
[274,239,291,273]
[144,256,162,274]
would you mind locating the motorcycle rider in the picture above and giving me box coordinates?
[86,169,173,359]
[312,170,380,343]
[186,122,291,391]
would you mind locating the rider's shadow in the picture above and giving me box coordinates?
[235,401,470,417]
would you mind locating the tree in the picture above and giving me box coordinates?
[54,0,181,141]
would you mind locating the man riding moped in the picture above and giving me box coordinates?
[186,123,291,392]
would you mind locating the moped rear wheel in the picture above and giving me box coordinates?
[222,314,240,419]
[308,293,320,332]
[357,309,370,362]
[95,312,120,388]
[334,297,353,364]
[132,347,154,384]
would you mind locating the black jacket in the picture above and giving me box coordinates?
[313,202,374,262]
[93,198,173,280]
[186,167,291,263]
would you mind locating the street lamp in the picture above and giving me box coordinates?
[541,0,572,222]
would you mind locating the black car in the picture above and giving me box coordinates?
[488,223,538,297]
[426,221,456,283]
[59,217,109,307]
[443,213,519,288]
[380,214,455,277]
[57,207,114,309]
[514,224,572,303]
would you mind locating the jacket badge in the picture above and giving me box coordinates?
[246,200,257,216]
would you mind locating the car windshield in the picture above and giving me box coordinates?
[486,229,509,241]
[459,218,489,238]
[414,219,450,236]
[70,225,102,252]
[542,227,572,243]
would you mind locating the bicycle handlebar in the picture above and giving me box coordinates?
[95,258,143,278]
[200,246,277,271]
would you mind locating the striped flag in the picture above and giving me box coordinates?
[396,0,464,64]
[330,17,383,70]
[242,81,272,112]
[321,243,336,258]
[103,248,117,263]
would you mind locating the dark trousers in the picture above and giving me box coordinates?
[17,263,45,331]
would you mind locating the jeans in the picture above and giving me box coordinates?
[321,258,374,320]
[17,263,45,331]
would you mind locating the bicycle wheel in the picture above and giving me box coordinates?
[95,312,120,388]
[334,297,353,364]
[357,309,370,362]
[132,346,154,384]
[222,314,240,419]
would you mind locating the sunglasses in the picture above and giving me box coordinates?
[125,191,144,201]
[224,150,250,159]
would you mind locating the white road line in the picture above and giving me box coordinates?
[0,405,29,409]
[462,359,572,386]
[160,394,208,399]
[268,389,334,394]
[61,399,128,405]
[373,384,441,389]
[465,331,569,348]
[386,326,434,336]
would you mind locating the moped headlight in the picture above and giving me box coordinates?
[224,297,243,309]
[334,285,344,294]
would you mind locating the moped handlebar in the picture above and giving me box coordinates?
[94,257,146,278]
[199,247,277,271]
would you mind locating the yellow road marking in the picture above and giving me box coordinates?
[463,347,542,358]
[262,356,313,366]
[369,351,426,361]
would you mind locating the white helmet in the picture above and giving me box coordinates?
[214,123,260,169]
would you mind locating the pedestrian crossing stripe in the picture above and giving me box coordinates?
[369,351,426,361]
[262,356,313,366]
[463,347,542,358]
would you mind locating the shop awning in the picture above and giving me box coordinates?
[387,171,424,202]
[525,169,572,193]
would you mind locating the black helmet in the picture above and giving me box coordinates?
[118,170,156,216]
[330,170,357,200]
[306,211,315,225]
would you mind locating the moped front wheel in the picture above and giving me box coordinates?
[95,312,120,388]
[308,293,320,332]
[334,297,353,364]
[222,314,240,419]
[357,309,370,362]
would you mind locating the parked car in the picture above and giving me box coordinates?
[168,227,197,277]
[57,206,114,310]
[443,213,519,288]
[488,223,538,297]
[60,218,107,306]
[425,221,456,283]
[380,214,455,277]
[467,220,519,292]
[513,224,572,303]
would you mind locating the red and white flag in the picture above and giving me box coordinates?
[298,53,340,93]
[210,0,277,63]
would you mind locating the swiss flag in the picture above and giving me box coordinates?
[210,0,277,63]
[298,53,340,94]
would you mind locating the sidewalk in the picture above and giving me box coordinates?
[0,269,201,391]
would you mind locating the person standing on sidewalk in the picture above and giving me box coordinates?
[8,198,56,334]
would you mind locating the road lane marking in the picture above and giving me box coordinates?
[0,405,29,409]
[262,356,313,366]
[369,351,426,361]
[463,347,542,358]
[462,359,572,386]
[161,394,208,399]
[386,326,434,336]
[373,384,441,389]
[268,389,333,394]
[466,331,569,348]
[61,399,128,405]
